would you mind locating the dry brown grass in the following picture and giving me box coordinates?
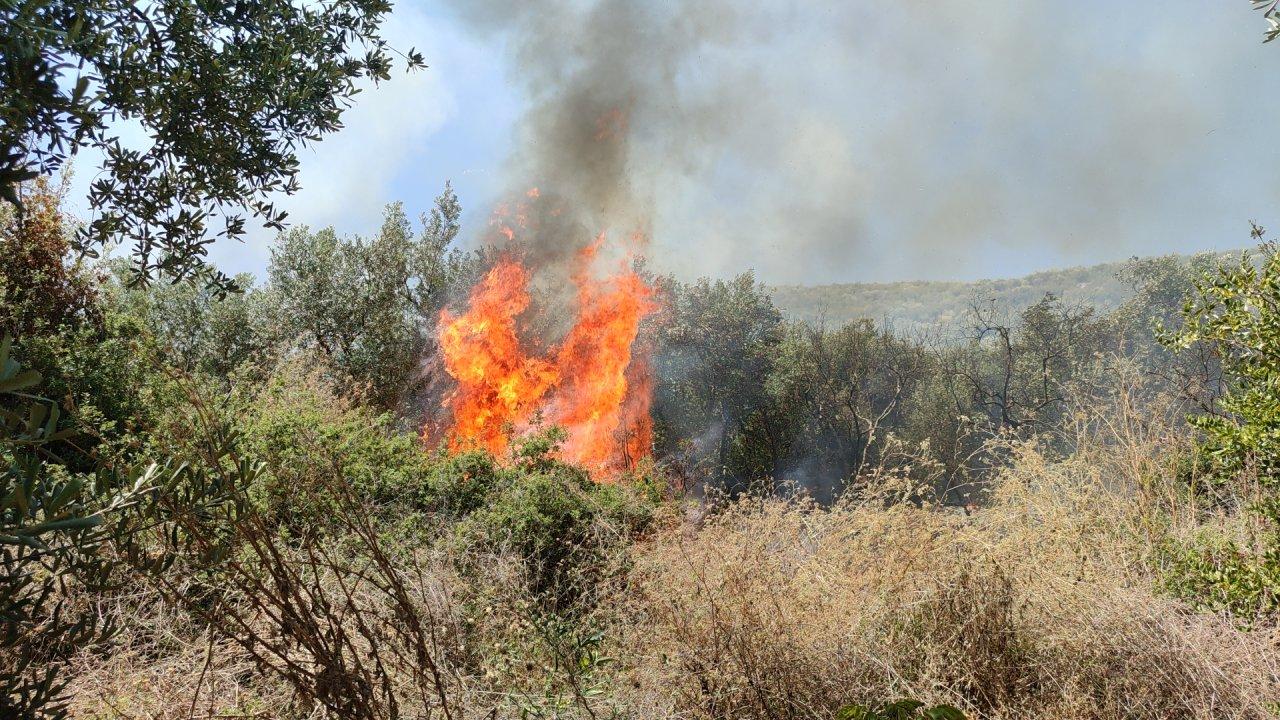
[62,363,1280,719]
[612,427,1280,720]
[66,588,288,719]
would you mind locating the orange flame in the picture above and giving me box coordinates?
[436,236,656,478]
[437,260,557,455]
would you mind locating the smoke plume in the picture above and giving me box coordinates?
[447,0,1275,284]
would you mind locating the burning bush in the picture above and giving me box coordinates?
[436,240,657,478]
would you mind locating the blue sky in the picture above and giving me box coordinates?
[73,1,1280,285]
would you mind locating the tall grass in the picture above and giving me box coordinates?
[65,361,1280,719]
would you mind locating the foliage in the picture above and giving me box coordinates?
[1159,232,1280,619]
[957,293,1110,435]
[4,170,1275,717]
[1254,0,1280,43]
[119,395,463,720]
[454,429,654,611]
[237,366,437,524]
[0,177,101,341]
[267,188,472,408]
[654,272,783,488]
[420,448,504,518]
[755,320,930,499]
[0,335,153,719]
[1161,532,1280,621]
[1165,235,1280,480]
[114,266,272,382]
[652,271,1146,502]
[1116,252,1225,336]
[1,0,425,291]
[0,181,177,470]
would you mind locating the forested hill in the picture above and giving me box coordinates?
[770,251,1238,329]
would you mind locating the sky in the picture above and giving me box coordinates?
[70,0,1280,285]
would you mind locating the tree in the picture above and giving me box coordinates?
[653,273,783,489]
[266,187,471,408]
[1159,229,1280,617]
[761,320,929,498]
[957,294,1105,435]
[1,0,425,292]
[116,267,272,381]
[0,178,101,341]
[1165,232,1280,480]
[0,179,164,472]
[1115,252,1227,413]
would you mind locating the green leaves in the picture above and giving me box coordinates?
[835,699,967,720]
[265,187,472,408]
[1253,1,1280,43]
[0,335,41,394]
[0,334,114,718]
[1164,237,1280,482]
[1,0,427,294]
[1160,234,1280,618]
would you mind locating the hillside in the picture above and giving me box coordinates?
[770,252,1232,329]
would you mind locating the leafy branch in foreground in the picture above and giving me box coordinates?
[1,0,426,293]
[1253,0,1280,43]
[0,334,156,719]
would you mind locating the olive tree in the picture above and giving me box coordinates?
[1,0,425,292]
[266,186,472,409]
[653,273,783,489]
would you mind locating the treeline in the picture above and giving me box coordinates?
[2,180,1224,505]
[650,253,1223,503]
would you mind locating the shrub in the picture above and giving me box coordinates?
[454,429,654,611]
[1160,234,1280,617]
[419,448,504,518]
[238,365,435,524]
[0,336,165,719]
[119,400,465,720]
[1161,531,1280,621]
[1163,236,1280,480]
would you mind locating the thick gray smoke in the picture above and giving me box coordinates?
[448,1,742,275]
[448,0,1277,284]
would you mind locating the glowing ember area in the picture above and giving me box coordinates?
[437,238,656,478]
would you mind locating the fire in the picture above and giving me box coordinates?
[437,259,558,455]
[436,235,656,478]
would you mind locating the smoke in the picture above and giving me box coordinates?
[446,0,1275,284]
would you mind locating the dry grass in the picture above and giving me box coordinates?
[63,365,1280,719]
[66,588,288,719]
[612,400,1280,720]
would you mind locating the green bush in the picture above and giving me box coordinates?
[419,448,504,517]
[1160,235,1280,617]
[237,366,434,524]
[0,335,189,720]
[1160,531,1280,621]
[454,429,654,610]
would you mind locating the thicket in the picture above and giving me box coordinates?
[4,181,1280,718]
